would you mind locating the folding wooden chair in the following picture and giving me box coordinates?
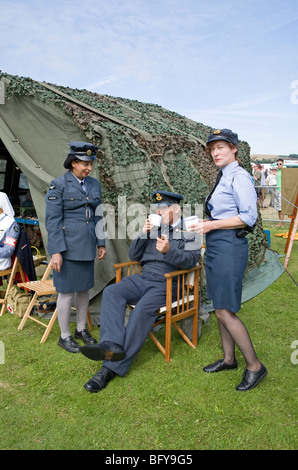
[17,263,93,343]
[114,261,201,362]
[0,256,26,317]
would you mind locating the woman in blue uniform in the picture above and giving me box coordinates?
[45,142,106,353]
[199,129,267,391]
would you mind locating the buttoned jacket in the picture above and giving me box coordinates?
[45,171,105,261]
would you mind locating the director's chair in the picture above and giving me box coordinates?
[113,261,201,362]
[17,263,93,343]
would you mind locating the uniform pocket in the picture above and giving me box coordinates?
[90,191,101,202]
[63,220,76,236]
[63,192,83,210]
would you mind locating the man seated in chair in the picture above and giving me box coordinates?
[0,193,20,270]
[80,190,201,392]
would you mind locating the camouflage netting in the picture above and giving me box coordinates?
[0,72,267,277]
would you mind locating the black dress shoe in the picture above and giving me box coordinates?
[74,329,97,345]
[203,359,238,373]
[80,341,126,362]
[84,367,116,393]
[236,364,267,391]
[58,336,80,353]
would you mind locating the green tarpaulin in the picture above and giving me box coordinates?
[0,73,282,324]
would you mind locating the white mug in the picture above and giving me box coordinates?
[149,213,162,228]
[184,215,199,232]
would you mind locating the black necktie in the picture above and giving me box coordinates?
[204,170,222,217]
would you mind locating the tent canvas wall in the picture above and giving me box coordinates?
[0,73,281,322]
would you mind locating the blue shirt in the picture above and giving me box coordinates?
[71,172,86,192]
[207,160,257,227]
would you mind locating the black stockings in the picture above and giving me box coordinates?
[215,308,261,371]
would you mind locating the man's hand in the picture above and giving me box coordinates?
[156,234,169,253]
[142,218,152,234]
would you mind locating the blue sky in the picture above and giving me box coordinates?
[1,0,297,155]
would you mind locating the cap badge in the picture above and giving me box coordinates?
[156,193,163,201]
[86,149,92,156]
[213,130,221,134]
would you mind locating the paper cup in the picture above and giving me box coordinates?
[149,213,162,228]
[184,215,199,232]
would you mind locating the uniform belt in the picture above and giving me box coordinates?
[64,210,93,220]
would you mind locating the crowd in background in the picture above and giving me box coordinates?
[252,159,285,227]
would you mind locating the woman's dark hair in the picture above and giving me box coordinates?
[70,158,80,168]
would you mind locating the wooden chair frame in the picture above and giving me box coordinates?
[114,261,201,362]
[0,256,26,317]
[17,263,93,343]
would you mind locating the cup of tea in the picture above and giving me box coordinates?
[149,213,162,228]
[184,215,199,232]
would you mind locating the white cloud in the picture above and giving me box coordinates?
[86,76,119,91]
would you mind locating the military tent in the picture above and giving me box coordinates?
[0,73,283,322]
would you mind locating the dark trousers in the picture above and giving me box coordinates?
[100,272,170,377]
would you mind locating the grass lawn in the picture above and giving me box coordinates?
[0,223,297,450]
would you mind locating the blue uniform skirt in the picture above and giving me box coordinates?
[53,259,94,293]
[205,229,248,313]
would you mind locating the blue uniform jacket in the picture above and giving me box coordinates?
[129,220,201,278]
[45,171,105,261]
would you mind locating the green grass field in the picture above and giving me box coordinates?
[0,223,297,450]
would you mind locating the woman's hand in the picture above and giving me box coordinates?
[189,216,246,234]
[97,246,107,260]
[201,219,217,234]
[187,218,213,234]
[50,253,63,273]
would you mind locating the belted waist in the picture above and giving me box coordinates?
[63,210,94,220]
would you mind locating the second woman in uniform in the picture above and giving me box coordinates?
[194,129,267,391]
[45,141,106,353]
